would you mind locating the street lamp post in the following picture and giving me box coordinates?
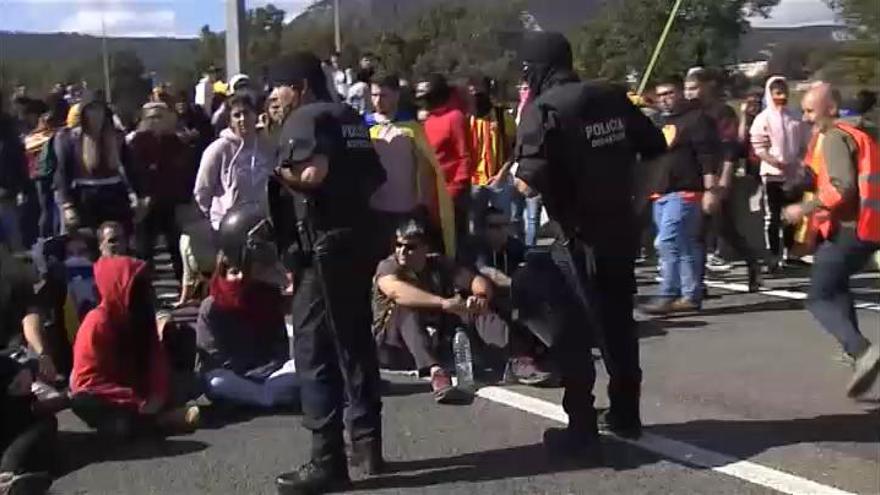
[334,0,341,53]
[226,0,247,79]
[102,14,112,103]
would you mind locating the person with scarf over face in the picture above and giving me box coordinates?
[70,256,199,438]
[749,76,810,270]
[196,206,298,409]
[512,32,666,457]
[54,92,136,236]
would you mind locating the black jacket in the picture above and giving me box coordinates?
[646,102,721,196]
[0,115,28,201]
[515,81,666,249]
[278,101,386,235]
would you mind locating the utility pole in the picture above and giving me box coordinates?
[101,14,112,103]
[334,0,341,53]
[226,0,246,79]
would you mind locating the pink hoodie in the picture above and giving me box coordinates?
[193,128,274,229]
[749,76,810,183]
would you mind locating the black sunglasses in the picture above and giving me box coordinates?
[395,240,422,251]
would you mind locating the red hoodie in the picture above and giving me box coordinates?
[71,257,169,412]
[423,102,474,199]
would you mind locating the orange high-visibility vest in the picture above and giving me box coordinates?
[808,121,880,243]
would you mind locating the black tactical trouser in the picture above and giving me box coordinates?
[291,239,383,463]
[519,240,641,435]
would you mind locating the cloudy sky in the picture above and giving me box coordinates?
[0,0,839,38]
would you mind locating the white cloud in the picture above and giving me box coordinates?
[58,8,178,37]
[750,0,839,28]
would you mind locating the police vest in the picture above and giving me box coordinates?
[808,121,880,243]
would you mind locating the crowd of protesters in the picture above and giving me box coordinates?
[0,37,878,494]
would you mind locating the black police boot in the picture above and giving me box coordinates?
[275,456,351,495]
[543,426,602,462]
[597,408,643,439]
[349,439,385,477]
[747,263,762,293]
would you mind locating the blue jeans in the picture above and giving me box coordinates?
[807,228,879,357]
[0,199,22,250]
[204,361,300,408]
[653,193,704,303]
[523,196,543,247]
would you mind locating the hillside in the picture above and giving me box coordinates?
[736,25,844,61]
[0,4,842,77]
[0,31,197,74]
[291,0,604,32]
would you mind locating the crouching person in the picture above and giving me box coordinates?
[70,256,199,439]
[373,218,541,404]
[196,206,298,409]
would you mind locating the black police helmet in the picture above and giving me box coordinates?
[217,203,278,271]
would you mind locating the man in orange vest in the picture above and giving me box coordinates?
[784,82,880,398]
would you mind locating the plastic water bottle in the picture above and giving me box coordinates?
[453,327,474,391]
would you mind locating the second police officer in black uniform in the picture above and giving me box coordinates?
[513,32,667,457]
[270,52,387,495]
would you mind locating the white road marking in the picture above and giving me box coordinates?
[476,386,858,495]
[703,280,880,312]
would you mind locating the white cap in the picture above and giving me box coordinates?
[228,74,251,91]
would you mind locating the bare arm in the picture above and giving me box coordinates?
[23,310,57,380]
[377,274,449,310]
[22,310,45,354]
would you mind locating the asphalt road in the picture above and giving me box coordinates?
[50,261,880,495]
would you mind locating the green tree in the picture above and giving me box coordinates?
[195,25,225,74]
[818,0,879,85]
[403,2,525,89]
[245,4,286,76]
[108,50,152,127]
[571,0,780,85]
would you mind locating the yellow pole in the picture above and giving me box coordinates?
[637,0,685,95]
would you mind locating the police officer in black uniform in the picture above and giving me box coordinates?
[513,32,667,456]
[269,52,387,495]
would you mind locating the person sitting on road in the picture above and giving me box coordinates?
[372,218,552,404]
[0,355,58,495]
[0,234,59,395]
[196,207,298,409]
[97,221,128,257]
[461,207,555,385]
[70,256,199,439]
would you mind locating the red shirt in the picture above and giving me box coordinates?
[424,103,474,199]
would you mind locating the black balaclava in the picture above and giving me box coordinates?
[521,31,578,99]
[269,52,332,103]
